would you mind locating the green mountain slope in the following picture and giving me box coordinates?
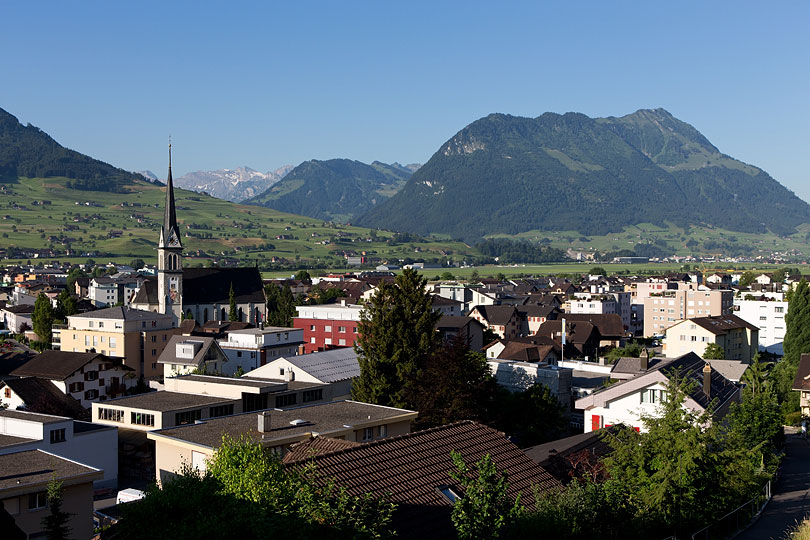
[358,109,810,241]
[244,158,411,222]
[0,107,144,190]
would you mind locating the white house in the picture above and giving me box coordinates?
[575,353,740,433]
[734,298,788,355]
[218,326,303,372]
[157,335,230,377]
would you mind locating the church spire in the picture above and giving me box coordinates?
[159,140,181,249]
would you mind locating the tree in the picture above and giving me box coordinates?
[228,282,238,322]
[295,270,312,285]
[449,451,522,540]
[65,266,87,292]
[588,266,607,276]
[265,283,297,326]
[490,385,567,447]
[54,290,76,322]
[738,271,756,288]
[32,293,54,345]
[130,258,146,270]
[771,268,787,285]
[774,278,810,413]
[353,269,441,408]
[440,271,455,281]
[41,478,71,540]
[702,343,725,359]
[469,269,480,281]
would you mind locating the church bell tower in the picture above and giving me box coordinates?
[158,142,183,322]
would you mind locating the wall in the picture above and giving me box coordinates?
[3,481,95,540]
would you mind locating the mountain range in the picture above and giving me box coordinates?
[172,165,294,202]
[357,109,810,241]
[244,159,417,222]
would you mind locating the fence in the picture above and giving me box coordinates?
[690,481,772,540]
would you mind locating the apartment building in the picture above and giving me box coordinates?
[218,326,304,372]
[734,298,788,355]
[59,306,180,379]
[568,291,632,330]
[663,315,759,362]
[643,288,733,337]
[294,302,363,354]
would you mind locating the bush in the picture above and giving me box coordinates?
[784,411,802,426]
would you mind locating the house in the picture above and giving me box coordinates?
[245,348,360,400]
[0,449,103,539]
[158,335,230,377]
[488,359,572,409]
[218,326,304,372]
[284,421,561,540]
[0,377,89,419]
[0,304,34,333]
[11,351,135,408]
[523,429,614,484]
[662,315,759,363]
[792,353,810,417]
[468,305,520,338]
[561,313,625,348]
[536,319,601,360]
[492,340,559,363]
[59,306,180,379]
[643,288,733,337]
[516,304,561,335]
[148,401,418,485]
[431,294,464,316]
[92,374,331,432]
[293,302,363,354]
[435,315,485,351]
[576,352,741,433]
[567,292,632,331]
[0,409,117,489]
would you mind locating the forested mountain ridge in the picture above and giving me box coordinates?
[0,106,146,190]
[358,109,810,241]
[244,158,413,222]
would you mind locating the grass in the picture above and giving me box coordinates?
[790,518,810,540]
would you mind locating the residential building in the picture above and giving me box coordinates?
[576,353,741,433]
[0,304,34,333]
[148,401,418,484]
[663,315,759,362]
[158,335,230,377]
[488,360,572,409]
[431,294,464,316]
[0,409,117,488]
[293,302,363,354]
[11,351,135,408]
[468,305,520,339]
[92,374,330,432]
[1,377,92,420]
[245,348,360,400]
[60,306,179,379]
[734,298,788,355]
[0,449,102,539]
[643,288,733,337]
[435,315,485,351]
[568,291,632,330]
[792,354,810,417]
[218,326,304,372]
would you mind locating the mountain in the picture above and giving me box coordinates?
[245,158,413,222]
[173,165,293,202]
[358,109,810,241]
[0,106,145,190]
[136,170,159,183]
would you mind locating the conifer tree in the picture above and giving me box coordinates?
[42,479,71,540]
[32,293,54,345]
[228,282,238,322]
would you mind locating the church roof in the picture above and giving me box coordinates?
[159,144,181,249]
[131,268,266,306]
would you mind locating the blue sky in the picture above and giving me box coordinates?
[2,1,808,199]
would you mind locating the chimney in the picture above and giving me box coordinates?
[640,349,649,371]
[703,362,712,398]
[258,411,272,433]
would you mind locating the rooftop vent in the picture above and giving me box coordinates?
[289,419,309,426]
[258,411,272,433]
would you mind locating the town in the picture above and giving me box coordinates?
[0,155,804,539]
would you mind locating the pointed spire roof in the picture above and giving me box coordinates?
[159,141,181,249]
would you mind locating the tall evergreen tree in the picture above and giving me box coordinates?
[352,269,440,408]
[228,282,238,322]
[42,479,71,540]
[32,293,54,345]
[774,278,810,411]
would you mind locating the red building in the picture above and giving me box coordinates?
[294,302,363,354]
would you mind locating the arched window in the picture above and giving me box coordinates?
[221,307,226,321]
[238,307,244,322]
[254,307,261,325]
[203,308,209,323]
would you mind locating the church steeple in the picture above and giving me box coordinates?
[159,142,181,249]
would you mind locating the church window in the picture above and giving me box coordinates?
[238,307,244,322]
[203,309,209,322]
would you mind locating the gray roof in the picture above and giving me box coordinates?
[100,390,235,412]
[706,359,749,383]
[0,433,36,449]
[150,400,415,449]
[284,349,360,383]
[70,306,170,321]
[12,350,131,380]
[0,449,102,492]
[157,335,226,367]
[0,409,71,424]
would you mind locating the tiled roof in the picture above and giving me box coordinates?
[611,355,668,375]
[0,378,89,419]
[284,349,360,383]
[69,306,169,321]
[435,315,480,330]
[522,429,614,483]
[793,353,810,391]
[562,314,624,337]
[471,305,517,326]
[157,335,224,367]
[12,351,131,380]
[282,436,360,464]
[689,314,759,335]
[497,342,555,362]
[290,421,560,540]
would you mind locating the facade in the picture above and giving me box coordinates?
[792,354,810,417]
[662,315,759,362]
[0,304,34,333]
[468,305,520,339]
[435,315,485,351]
[568,292,632,330]
[158,335,230,377]
[0,409,117,488]
[488,359,572,410]
[60,306,178,379]
[147,400,417,484]
[576,353,741,433]
[0,449,103,540]
[246,348,360,400]
[643,288,733,337]
[218,327,303,372]
[734,298,788,355]
[293,302,363,354]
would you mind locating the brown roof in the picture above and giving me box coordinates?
[689,314,759,335]
[793,353,810,391]
[12,351,131,381]
[562,314,624,337]
[291,421,560,540]
[611,355,667,376]
[470,305,517,326]
[522,429,614,483]
[536,319,598,344]
[435,315,480,330]
[0,378,90,419]
[282,436,360,464]
[497,342,555,363]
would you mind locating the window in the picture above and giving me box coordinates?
[28,491,48,510]
[3,388,10,398]
[352,327,358,334]
[362,427,374,441]
[310,325,315,331]
[84,389,99,400]
[49,428,66,444]
[279,368,285,376]
[84,371,98,381]
[324,325,332,332]
[236,351,242,358]
[85,335,90,347]
[68,382,84,393]
[151,335,157,342]
[131,412,155,426]
[303,389,323,403]
[760,316,767,321]
[99,321,104,328]
[338,326,346,333]
[152,349,157,356]
[437,485,459,504]
[98,408,124,422]
[175,409,202,426]
[275,394,297,408]
[310,337,316,343]
[378,424,387,438]
[89,321,95,328]
[339,339,346,346]
[209,404,234,417]
[775,306,785,313]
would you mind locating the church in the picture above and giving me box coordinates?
[131,146,267,325]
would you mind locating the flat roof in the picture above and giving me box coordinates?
[176,374,287,390]
[99,391,235,412]
[227,327,298,335]
[0,409,70,424]
[149,400,416,449]
[0,449,102,492]
[0,433,36,449]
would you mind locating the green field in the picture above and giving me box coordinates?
[0,177,478,267]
